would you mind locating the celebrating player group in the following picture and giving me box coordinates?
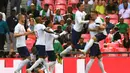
[14,2,108,73]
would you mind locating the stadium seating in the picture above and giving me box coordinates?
[55,0,67,5]
[55,4,66,15]
[108,14,118,19]
[42,0,54,5]
[108,14,119,24]
[41,0,54,10]
[116,48,128,57]
[124,19,130,26]
[110,19,118,25]
[81,34,90,42]
[68,0,79,5]
[98,14,105,19]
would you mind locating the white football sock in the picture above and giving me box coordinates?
[98,58,106,73]
[60,46,72,56]
[15,58,30,72]
[48,61,56,73]
[84,39,94,52]
[29,58,43,71]
[43,59,50,73]
[86,59,95,73]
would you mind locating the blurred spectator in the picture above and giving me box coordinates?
[40,4,53,20]
[60,20,65,27]
[83,0,93,14]
[54,25,64,44]
[6,9,18,51]
[105,16,115,34]
[67,7,75,20]
[112,27,121,42]
[8,51,16,58]
[27,18,35,31]
[72,4,78,13]
[53,40,63,54]
[118,0,130,10]
[27,3,40,18]
[62,18,72,31]
[0,0,9,14]
[0,13,12,57]
[36,0,42,11]
[119,2,130,19]
[116,18,129,34]
[3,0,8,14]
[106,0,118,14]
[62,18,73,43]
[53,9,64,24]
[55,25,63,33]
[113,0,119,6]
[21,8,28,31]
[0,7,6,21]
[76,37,86,50]
[94,0,106,14]
[123,33,130,54]
[7,9,18,34]
[10,0,21,14]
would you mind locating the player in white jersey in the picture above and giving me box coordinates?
[27,17,54,73]
[14,14,32,73]
[80,11,107,54]
[60,2,89,57]
[85,18,107,73]
[39,20,67,73]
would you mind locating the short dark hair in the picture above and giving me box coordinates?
[77,2,83,9]
[44,4,49,7]
[44,20,51,27]
[91,10,98,15]
[114,27,119,31]
[35,17,41,23]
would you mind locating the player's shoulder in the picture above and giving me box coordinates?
[95,17,103,23]
[15,23,22,27]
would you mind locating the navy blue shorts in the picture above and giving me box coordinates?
[36,45,47,57]
[71,28,82,48]
[95,33,107,42]
[17,46,30,57]
[89,43,101,57]
[46,51,56,61]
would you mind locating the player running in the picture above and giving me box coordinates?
[14,14,32,73]
[27,16,54,73]
[40,20,67,73]
[60,2,89,57]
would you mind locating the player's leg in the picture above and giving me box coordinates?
[80,36,97,53]
[97,55,107,73]
[85,43,99,73]
[60,29,81,56]
[81,33,107,53]
[85,56,95,73]
[15,47,30,73]
[27,45,49,73]
[47,51,56,73]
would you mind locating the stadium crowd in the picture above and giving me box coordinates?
[0,0,130,73]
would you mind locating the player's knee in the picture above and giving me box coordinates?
[92,37,97,41]
[97,55,102,60]
[90,56,95,59]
